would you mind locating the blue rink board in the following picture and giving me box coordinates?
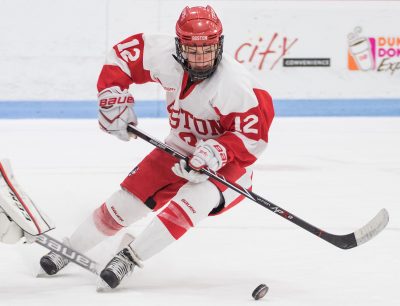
[0,99,400,118]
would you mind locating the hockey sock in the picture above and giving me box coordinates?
[130,181,220,260]
[69,189,151,253]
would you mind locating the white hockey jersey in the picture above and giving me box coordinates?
[97,33,274,169]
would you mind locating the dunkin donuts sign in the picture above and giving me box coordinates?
[347,27,400,75]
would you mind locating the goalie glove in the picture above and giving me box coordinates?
[98,86,137,141]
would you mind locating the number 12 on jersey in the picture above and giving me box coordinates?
[117,39,141,62]
[234,115,258,134]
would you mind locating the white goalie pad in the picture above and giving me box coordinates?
[0,159,55,236]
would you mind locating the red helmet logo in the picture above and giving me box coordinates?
[176,5,223,46]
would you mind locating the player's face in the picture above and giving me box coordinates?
[182,44,218,71]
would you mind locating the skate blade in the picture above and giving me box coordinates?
[96,278,112,292]
[35,266,50,278]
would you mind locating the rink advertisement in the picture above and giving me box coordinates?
[0,0,399,103]
[348,26,400,75]
[234,33,299,70]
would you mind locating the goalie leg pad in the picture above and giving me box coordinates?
[0,159,54,236]
[0,212,24,244]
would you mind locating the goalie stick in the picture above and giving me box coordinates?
[127,125,389,250]
[34,233,100,275]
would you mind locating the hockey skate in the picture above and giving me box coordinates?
[99,246,142,289]
[40,251,70,275]
[39,238,71,275]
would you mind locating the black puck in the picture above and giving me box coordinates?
[252,284,269,300]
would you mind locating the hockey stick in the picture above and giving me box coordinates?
[34,233,100,275]
[127,124,389,250]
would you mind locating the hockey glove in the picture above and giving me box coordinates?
[171,139,227,183]
[98,86,137,141]
[171,159,209,183]
[189,139,228,171]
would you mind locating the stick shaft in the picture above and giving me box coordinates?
[127,125,388,249]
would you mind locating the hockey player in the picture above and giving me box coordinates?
[40,5,274,289]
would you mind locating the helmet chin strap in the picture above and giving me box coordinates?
[187,66,216,82]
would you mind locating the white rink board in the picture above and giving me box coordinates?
[0,0,399,101]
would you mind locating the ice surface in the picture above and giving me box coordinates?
[0,118,399,306]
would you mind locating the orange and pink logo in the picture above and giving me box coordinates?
[347,27,400,75]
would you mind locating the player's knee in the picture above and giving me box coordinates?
[93,189,151,236]
[157,181,220,240]
[174,181,221,224]
[106,189,152,226]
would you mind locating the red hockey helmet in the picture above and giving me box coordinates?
[174,5,224,81]
[176,5,223,46]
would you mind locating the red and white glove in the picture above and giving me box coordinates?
[171,139,228,183]
[98,86,137,141]
[189,139,228,171]
[171,159,209,183]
